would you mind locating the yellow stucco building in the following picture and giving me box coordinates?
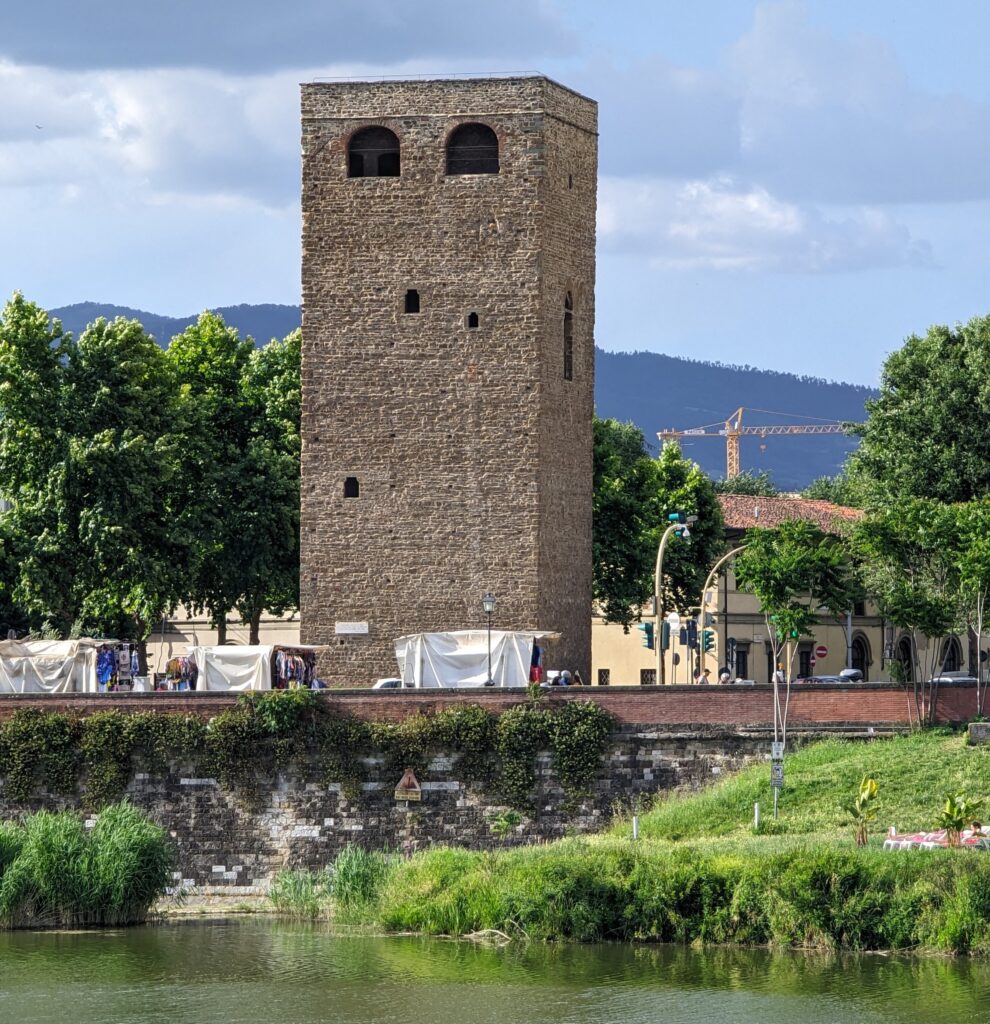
[591,494,971,686]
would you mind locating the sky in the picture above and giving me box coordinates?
[4,0,990,385]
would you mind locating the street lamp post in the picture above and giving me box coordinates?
[655,514,697,685]
[482,592,496,686]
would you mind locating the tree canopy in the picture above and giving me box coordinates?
[0,296,186,642]
[849,315,990,504]
[0,295,301,648]
[712,470,778,497]
[593,422,724,629]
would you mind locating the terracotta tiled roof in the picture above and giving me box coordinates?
[718,493,863,533]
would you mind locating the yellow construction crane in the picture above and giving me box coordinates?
[658,407,849,479]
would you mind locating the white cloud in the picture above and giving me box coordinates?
[599,175,933,273]
[727,2,990,203]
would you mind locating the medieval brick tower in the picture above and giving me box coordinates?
[299,76,597,684]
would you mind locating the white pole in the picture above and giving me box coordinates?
[754,802,760,830]
[632,815,639,840]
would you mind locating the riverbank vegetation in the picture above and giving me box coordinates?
[0,803,173,928]
[269,731,990,955]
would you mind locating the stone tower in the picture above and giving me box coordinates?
[299,76,597,684]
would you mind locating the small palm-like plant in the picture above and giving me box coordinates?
[935,793,985,847]
[845,776,879,847]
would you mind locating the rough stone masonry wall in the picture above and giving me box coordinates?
[0,726,772,896]
[299,76,597,686]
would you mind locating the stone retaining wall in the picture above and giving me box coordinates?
[0,724,835,895]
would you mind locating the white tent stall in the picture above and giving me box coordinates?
[393,630,556,688]
[187,644,325,691]
[0,638,101,693]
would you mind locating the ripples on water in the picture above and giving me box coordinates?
[0,920,988,1024]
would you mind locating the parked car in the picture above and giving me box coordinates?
[372,677,404,690]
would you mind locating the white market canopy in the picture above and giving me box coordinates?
[0,638,106,694]
[187,644,324,691]
[393,630,557,688]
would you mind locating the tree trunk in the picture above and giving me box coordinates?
[216,615,227,645]
[249,607,261,646]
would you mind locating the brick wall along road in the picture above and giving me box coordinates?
[0,681,974,726]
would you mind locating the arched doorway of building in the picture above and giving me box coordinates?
[896,635,914,680]
[851,633,871,681]
[939,636,963,673]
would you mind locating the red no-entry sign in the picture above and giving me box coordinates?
[815,644,828,659]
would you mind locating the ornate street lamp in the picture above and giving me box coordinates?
[482,592,496,686]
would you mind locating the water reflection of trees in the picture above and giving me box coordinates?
[1,922,986,1023]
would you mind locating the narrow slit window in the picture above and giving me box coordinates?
[344,477,360,498]
[404,289,420,314]
[467,312,479,329]
[563,292,574,381]
[347,126,400,178]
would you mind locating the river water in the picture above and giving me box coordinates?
[1,919,988,1023]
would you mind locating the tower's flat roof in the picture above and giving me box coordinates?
[303,73,596,107]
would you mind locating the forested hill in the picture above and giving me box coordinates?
[50,302,874,489]
[50,302,302,347]
[596,350,875,489]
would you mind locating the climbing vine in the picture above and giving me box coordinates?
[0,695,615,813]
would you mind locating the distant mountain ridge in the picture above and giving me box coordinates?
[50,302,874,489]
[50,302,301,348]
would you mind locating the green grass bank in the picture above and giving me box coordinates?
[269,732,990,954]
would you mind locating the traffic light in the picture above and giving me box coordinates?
[667,512,687,523]
[637,622,655,650]
[660,621,671,650]
[686,619,698,649]
[789,629,799,639]
[702,629,715,653]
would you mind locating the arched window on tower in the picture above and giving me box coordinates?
[446,123,499,175]
[563,292,574,381]
[348,126,400,178]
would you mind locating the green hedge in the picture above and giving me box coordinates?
[0,692,614,811]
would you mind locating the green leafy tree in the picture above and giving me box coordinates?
[954,501,990,716]
[849,315,990,504]
[167,315,300,645]
[167,313,257,642]
[734,520,858,744]
[0,296,187,654]
[233,330,301,642]
[801,471,863,508]
[713,470,778,496]
[592,424,724,633]
[592,418,661,629]
[653,442,724,615]
[852,499,966,725]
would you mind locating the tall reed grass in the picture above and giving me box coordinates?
[269,845,396,921]
[271,839,990,954]
[0,803,174,928]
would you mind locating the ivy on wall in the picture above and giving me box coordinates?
[0,693,615,813]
